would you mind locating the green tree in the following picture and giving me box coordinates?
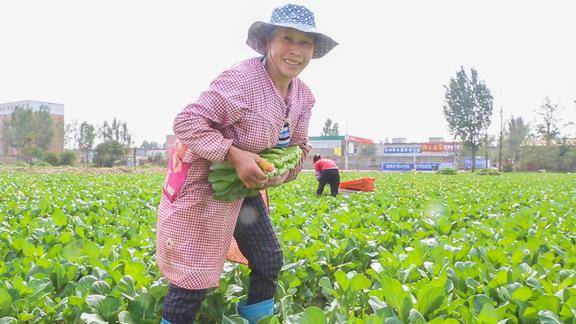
[43,152,60,166]
[480,134,497,168]
[505,116,531,170]
[321,118,339,136]
[520,145,576,172]
[64,119,78,150]
[564,121,575,139]
[357,143,377,170]
[443,67,494,172]
[141,141,160,149]
[1,106,54,165]
[93,140,125,167]
[34,105,55,151]
[99,118,132,147]
[99,118,132,163]
[535,97,561,145]
[59,150,76,166]
[78,122,96,167]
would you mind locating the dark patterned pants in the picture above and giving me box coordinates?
[317,168,340,197]
[162,195,283,323]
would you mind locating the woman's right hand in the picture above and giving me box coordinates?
[226,146,268,189]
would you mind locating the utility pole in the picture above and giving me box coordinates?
[344,122,349,170]
[452,135,457,170]
[133,146,137,168]
[498,107,503,171]
[485,133,489,169]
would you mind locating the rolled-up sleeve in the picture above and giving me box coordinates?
[173,70,247,163]
[285,101,314,182]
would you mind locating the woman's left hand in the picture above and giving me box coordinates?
[263,172,289,188]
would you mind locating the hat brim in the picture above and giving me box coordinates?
[246,21,338,59]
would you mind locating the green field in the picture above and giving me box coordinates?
[1,172,575,323]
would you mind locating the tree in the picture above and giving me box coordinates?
[357,143,377,170]
[443,67,494,172]
[535,97,561,145]
[93,140,125,167]
[147,152,166,165]
[506,116,531,170]
[120,121,132,148]
[563,121,575,139]
[480,134,497,168]
[64,119,79,150]
[321,118,339,136]
[141,141,160,149]
[34,105,55,151]
[98,118,132,163]
[332,123,339,137]
[99,121,113,142]
[99,118,131,146]
[59,150,76,166]
[78,122,96,167]
[43,152,60,166]
[1,106,54,165]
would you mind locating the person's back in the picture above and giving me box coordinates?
[313,155,340,196]
[314,158,338,172]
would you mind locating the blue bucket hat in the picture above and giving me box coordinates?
[247,4,338,59]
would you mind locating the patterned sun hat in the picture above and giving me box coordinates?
[246,4,338,59]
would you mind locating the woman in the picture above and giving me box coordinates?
[157,4,337,323]
[313,154,340,197]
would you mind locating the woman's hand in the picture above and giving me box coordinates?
[226,146,268,189]
[263,172,289,188]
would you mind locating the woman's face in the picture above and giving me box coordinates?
[266,27,315,81]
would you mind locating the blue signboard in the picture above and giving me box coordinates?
[463,158,488,169]
[382,162,414,171]
[415,162,439,171]
[382,162,455,171]
[438,163,455,170]
[384,146,421,154]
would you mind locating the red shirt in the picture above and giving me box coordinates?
[314,158,338,172]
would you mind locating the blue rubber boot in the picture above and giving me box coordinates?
[160,319,172,324]
[238,299,274,324]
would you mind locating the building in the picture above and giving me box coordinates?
[308,135,379,170]
[307,135,346,169]
[309,135,469,171]
[380,139,462,171]
[0,100,64,162]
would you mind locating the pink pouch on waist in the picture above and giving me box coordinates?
[162,140,190,202]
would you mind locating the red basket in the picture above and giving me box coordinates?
[339,177,375,192]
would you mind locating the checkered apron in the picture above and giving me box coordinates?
[156,57,314,290]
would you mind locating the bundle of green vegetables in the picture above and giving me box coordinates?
[208,146,302,202]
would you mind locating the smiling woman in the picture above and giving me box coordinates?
[264,27,315,96]
[157,3,338,323]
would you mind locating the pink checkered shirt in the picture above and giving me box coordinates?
[156,57,314,289]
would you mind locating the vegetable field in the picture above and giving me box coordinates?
[1,172,575,323]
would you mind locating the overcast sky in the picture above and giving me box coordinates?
[1,0,575,145]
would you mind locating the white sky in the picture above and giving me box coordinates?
[1,0,575,146]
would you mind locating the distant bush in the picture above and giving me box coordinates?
[477,168,501,176]
[15,161,29,167]
[437,168,458,175]
[148,153,166,165]
[59,150,76,166]
[502,163,513,172]
[43,152,60,166]
[34,161,52,167]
